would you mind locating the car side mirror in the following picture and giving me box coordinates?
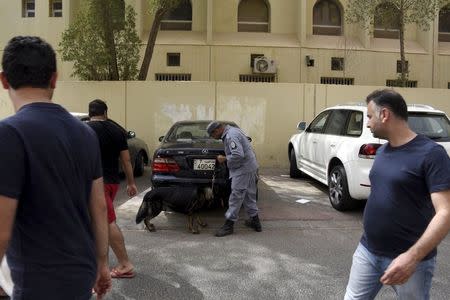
[247,136,252,142]
[128,131,136,139]
[159,136,164,142]
[297,122,306,131]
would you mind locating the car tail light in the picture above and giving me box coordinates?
[358,143,382,159]
[152,157,180,173]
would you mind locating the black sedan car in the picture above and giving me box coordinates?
[151,120,238,204]
[71,112,150,177]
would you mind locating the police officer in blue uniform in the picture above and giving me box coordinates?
[207,121,262,237]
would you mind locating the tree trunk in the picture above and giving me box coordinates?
[138,8,166,81]
[399,0,407,87]
[102,0,120,80]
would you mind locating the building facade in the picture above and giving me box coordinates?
[1,0,450,89]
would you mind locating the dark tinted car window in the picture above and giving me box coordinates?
[408,113,450,141]
[308,111,331,133]
[166,122,237,142]
[325,110,349,135]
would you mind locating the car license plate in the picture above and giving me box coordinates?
[193,159,215,171]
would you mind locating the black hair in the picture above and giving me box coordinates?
[89,99,108,117]
[366,89,408,121]
[1,36,56,89]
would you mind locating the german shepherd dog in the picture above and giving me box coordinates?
[135,186,221,234]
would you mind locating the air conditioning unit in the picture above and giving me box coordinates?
[253,57,277,74]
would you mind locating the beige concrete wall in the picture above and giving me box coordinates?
[2,82,450,168]
[212,46,301,83]
[125,81,215,154]
[216,82,303,166]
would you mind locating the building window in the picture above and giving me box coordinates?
[439,5,450,42]
[167,53,181,66]
[313,0,342,36]
[161,0,192,31]
[239,74,276,83]
[331,57,344,71]
[396,60,409,73]
[238,0,270,32]
[320,77,354,85]
[155,73,191,81]
[386,79,417,88]
[49,0,62,17]
[374,3,400,39]
[23,0,35,18]
[250,53,264,68]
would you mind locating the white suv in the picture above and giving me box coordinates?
[288,104,450,211]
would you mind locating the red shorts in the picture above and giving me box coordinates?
[104,184,119,224]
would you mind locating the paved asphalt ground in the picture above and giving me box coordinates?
[99,168,450,300]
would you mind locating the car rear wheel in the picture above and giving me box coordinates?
[289,150,303,178]
[328,165,356,211]
[134,151,145,177]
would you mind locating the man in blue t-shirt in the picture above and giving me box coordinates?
[345,89,450,300]
[0,36,111,299]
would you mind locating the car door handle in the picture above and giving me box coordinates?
[330,144,336,148]
[312,141,317,144]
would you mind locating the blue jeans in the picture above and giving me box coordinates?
[345,243,435,300]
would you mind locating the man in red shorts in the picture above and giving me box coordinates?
[88,99,137,279]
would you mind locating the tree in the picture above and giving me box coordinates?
[346,0,444,87]
[138,0,183,80]
[59,0,140,80]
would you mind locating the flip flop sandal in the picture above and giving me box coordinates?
[110,269,135,279]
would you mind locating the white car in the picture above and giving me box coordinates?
[288,104,450,211]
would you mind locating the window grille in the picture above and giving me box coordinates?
[23,0,35,17]
[238,0,270,32]
[331,57,344,71]
[155,73,191,81]
[161,0,192,31]
[313,0,342,36]
[320,77,354,85]
[374,3,400,39]
[386,79,417,88]
[167,53,181,67]
[396,60,408,73]
[239,74,276,83]
[439,5,450,42]
[50,0,62,17]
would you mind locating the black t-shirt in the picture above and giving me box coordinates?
[0,102,102,299]
[87,119,128,184]
[361,135,450,260]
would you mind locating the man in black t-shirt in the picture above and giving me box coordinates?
[345,89,450,299]
[0,36,111,299]
[88,99,137,279]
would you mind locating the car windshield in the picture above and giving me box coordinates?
[166,123,216,142]
[165,122,237,142]
[408,113,450,141]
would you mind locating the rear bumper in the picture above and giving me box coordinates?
[151,174,229,188]
[344,159,372,200]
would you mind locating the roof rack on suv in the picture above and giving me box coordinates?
[336,102,366,107]
[408,104,435,110]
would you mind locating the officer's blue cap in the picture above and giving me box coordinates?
[206,121,221,136]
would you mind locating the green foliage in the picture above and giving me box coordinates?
[346,0,443,31]
[147,0,183,14]
[346,0,445,87]
[59,1,140,80]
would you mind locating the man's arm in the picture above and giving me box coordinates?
[119,150,137,197]
[0,196,18,261]
[89,177,111,298]
[381,189,450,285]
